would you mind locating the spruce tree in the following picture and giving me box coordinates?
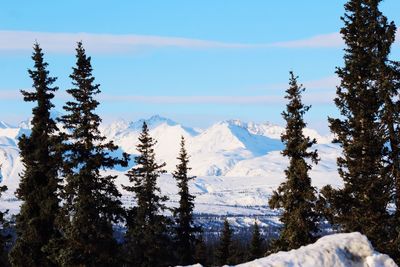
[215,219,233,266]
[0,184,10,267]
[173,136,201,266]
[53,42,128,266]
[320,0,393,254]
[268,72,319,251]
[123,122,171,267]
[10,43,61,267]
[249,221,263,260]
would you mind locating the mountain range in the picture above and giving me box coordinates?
[0,115,342,218]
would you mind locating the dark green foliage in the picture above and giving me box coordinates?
[190,226,264,266]
[123,122,171,267]
[320,0,394,255]
[0,185,11,267]
[249,221,263,260]
[228,239,248,265]
[10,43,61,267]
[381,59,400,223]
[381,58,400,262]
[193,234,207,266]
[268,72,319,251]
[173,136,201,265]
[215,219,233,266]
[51,42,128,266]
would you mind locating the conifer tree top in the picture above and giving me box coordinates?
[21,42,58,135]
[281,71,318,164]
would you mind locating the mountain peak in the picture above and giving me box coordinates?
[128,115,177,130]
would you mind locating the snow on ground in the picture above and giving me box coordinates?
[114,171,341,218]
[183,233,397,267]
[237,232,396,267]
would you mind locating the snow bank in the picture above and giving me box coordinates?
[238,232,396,267]
[185,232,397,267]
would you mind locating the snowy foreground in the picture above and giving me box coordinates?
[184,233,397,267]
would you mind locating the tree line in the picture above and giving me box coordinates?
[1,0,400,266]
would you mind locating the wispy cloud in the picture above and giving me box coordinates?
[0,90,25,99]
[0,30,347,54]
[0,75,338,105]
[99,95,284,105]
[304,75,340,89]
[0,30,256,54]
[98,93,334,105]
[0,89,286,104]
[270,33,344,48]
[96,75,339,105]
[0,30,399,54]
[0,91,335,105]
[248,75,340,93]
[269,30,400,48]
[0,89,334,105]
[0,89,70,100]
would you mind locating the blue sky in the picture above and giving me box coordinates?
[0,0,399,133]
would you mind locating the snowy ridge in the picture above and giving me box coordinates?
[227,119,334,144]
[101,116,336,176]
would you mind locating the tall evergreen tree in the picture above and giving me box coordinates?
[0,183,10,267]
[249,221,263,260]
[52,42,128,266]
[215,219,233,266]
[123,122,171,267]
[10,43,61,267]
[173,136,201,266]
[268,72,319,251]
[320,0,394,254]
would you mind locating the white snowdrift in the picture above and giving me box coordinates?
[237,232,396,267]
[185,232,397,267]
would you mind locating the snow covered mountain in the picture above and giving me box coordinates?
[0,115,341,218]
[0,114,339,182]
[99,115,338,176]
